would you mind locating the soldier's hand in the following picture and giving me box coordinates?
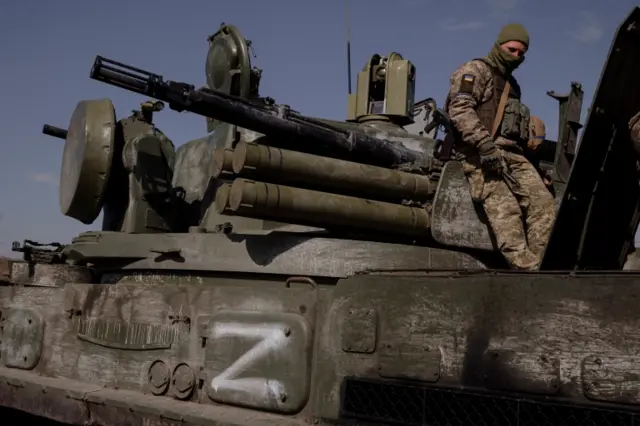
[477,140,503,174]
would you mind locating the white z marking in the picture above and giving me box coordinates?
[210,322,289,403]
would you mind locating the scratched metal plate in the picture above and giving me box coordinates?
[483,349,560,395]
[582,354,640,404]
[431,161,495,251]
[204,310,312,413]
[0,308,44,370]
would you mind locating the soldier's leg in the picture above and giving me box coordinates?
[479,174,539,269]
[503,151,557,258]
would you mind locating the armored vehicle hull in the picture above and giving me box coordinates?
[4,269,640,425]
[4,7,640,426]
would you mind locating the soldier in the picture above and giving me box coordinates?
[444,24,556,270]
[527,115,554,191]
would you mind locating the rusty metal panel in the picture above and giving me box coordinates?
[0,308,44,370]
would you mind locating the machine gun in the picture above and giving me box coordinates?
[89,56,425,168]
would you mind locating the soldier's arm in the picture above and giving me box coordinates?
[447,61,492,147]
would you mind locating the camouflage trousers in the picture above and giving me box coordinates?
[462,149,557,270]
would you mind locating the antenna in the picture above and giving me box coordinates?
[346,0,352,95]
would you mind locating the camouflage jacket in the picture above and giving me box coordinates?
[444,59,519,151]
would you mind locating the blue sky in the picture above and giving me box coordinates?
[0,0,637,257]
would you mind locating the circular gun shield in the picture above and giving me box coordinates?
[206,24,252,98]
[59,98,116,224]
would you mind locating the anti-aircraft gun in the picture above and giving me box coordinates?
[5,9,640,426]
[80,38,585,262]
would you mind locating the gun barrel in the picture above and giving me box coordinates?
[89,55,424,167]
[90,56,158,95]
[42,124,68,140]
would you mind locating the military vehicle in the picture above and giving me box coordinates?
[3,7,640,426]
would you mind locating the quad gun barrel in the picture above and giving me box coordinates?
[89,55,425,168]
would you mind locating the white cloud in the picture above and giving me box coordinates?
[28,172,57,186]
[568,11,603,43]
[440,18,489,32]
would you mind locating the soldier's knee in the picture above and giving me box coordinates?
[484,197,522,222]
[530,189,556,217]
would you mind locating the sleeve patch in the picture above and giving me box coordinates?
[459,74,475,95]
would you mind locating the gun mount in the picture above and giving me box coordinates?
[6,8,640,426]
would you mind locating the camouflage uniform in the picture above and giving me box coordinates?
[527,116,554,190]
[444,24,556,270]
